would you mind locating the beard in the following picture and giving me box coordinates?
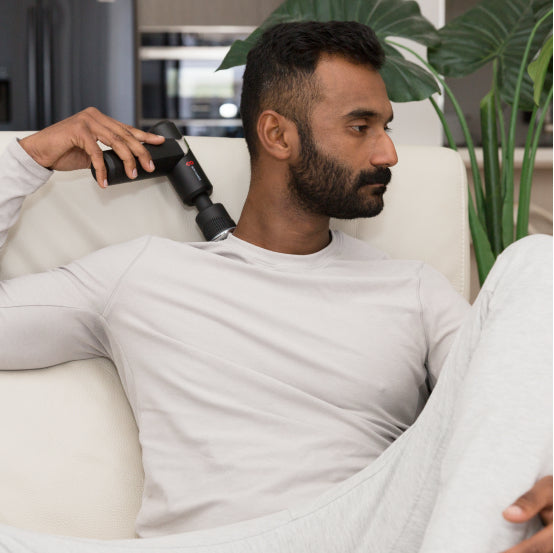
[288,124,392,219]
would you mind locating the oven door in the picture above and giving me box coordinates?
[140,27,251,137]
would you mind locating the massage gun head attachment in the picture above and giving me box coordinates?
[91,120,236,241]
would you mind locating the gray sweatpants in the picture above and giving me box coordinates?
[1,235,552,553]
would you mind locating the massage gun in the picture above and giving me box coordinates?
[91,121,236,241]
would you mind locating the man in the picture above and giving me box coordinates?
[0,21,551,553]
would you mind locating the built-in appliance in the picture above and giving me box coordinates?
[0,0,136,131]
[139,26,253,137]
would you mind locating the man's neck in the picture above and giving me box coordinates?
[233,189,331,255]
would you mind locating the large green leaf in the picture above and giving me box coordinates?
[217,0,441,103]
[528,35,553,106]
[428,0,552,110]
[380,44,441,102]
[468,199,496,285]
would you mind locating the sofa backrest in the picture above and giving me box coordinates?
[1,133,470,297]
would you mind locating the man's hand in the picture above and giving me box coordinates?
[19,107,165,188]
[500,475,553,553]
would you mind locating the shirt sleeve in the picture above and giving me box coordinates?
[418,263,470,389]
[0,139,152,370]
[0,138,53,249]
[0,235,151,370]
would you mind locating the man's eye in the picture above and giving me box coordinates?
[352,125,368,133]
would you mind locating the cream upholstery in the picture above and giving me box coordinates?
[0,132,469,538]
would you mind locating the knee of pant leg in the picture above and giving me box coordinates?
[482,234,552,295]
[503,234,552,262]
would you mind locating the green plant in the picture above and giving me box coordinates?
[218,0,553,285]
[425,0,553,283]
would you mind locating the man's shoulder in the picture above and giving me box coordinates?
[67,234,188,274]
[334,230,390,262]
[106,234,223,268]
[333,230,444,280]
[64,235,210,293]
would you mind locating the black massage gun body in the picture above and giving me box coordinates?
[91,121,236,241]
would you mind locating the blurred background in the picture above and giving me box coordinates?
[0,0,550,148]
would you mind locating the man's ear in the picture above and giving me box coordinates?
[256,110,298,161]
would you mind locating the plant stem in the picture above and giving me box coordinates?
[516,85,553,239]
[468,197,496,286]
[495,94,507,175]
[516,104,539,240]
[480,87,503,255]
[429,96,457,150]
[494,80,506,209]
[503,8,553,246]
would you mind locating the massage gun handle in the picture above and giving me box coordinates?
[91,140,184,186]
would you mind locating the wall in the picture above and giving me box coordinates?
[137,0,282,26]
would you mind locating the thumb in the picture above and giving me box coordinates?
[503,503,530,523]
[503,483,549,523]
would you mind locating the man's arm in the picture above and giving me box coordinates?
[0,109,163,370]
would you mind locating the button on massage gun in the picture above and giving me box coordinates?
[91,121,236,241]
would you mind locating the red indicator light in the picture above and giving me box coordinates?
[186,160,194,166]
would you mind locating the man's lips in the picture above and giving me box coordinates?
[359,182,388,189]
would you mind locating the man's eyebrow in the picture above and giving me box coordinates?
[343,109,394,123]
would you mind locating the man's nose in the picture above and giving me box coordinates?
[370,133,398,169]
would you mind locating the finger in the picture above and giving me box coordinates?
[112,123,166,173]
[82,109,161,176]
[124,125,166,145]
[100,125,162,176]
[75,109,136,180]
[499,524,553,553]
[120,126,162,173]
[82,137,108,188]
[97,130,140,180]
[67,125,106,186]
[541,506,553,526]
[504,477,554,522]
[133,130,165,173]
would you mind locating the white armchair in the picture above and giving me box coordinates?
[0,133,469,539]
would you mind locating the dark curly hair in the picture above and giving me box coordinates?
[240,21,385,159]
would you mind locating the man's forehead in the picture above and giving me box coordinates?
[314,56,393,120]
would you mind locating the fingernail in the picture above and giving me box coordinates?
[149,160,155,171]
[132,168,138,179]
[103,179,108,188]
[504,505,524,517]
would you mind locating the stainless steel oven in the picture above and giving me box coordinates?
[139,26,253,137]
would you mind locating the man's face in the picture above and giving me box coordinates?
[288,122,392,219]
[287,55,398,219]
